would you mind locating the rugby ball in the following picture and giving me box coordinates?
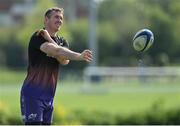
[133,29,154,52]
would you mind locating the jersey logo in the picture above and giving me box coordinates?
[59,42,63,46]
[28,113,37,120]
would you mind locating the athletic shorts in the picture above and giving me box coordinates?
[20,94,54,124]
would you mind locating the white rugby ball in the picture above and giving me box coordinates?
[133,29,154,52]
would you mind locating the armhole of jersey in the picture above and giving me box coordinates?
[31,33,46,50]
[58,36,69,48]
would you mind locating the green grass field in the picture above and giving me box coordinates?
[1,81,180,116]
[0,70,180,124]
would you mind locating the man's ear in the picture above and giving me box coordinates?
[44,16,49,24]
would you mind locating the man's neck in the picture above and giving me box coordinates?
[44,27,57,37]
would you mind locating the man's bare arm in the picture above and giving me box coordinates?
[38,29,93,62]
[40,42,93,62]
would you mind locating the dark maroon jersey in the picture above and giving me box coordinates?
[21,31,69,100]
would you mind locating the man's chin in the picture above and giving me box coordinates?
[54,28,60,32]
[57,27,61,31]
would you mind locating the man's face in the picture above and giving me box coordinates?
[45,11,63,32]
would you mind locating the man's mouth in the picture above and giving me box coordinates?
[55,22,61,27]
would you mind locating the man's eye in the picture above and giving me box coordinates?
[55,16,62,20]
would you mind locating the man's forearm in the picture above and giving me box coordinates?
[56,46,82,60]
[47,37,82,60]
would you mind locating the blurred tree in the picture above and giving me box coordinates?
[66,19,89,69]
[145,0,180,65]
[1,0,180,68]
[16,0,57,48]
[3,40,25,68]
[98,0,150,66]
[169,0,180,61]
[98,0,180,66]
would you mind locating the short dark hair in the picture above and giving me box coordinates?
[45,7,64,18]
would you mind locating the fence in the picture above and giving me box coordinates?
[84,66,180,83]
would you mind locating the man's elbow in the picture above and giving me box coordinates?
[56,57,70,65]
[61,60,70,65]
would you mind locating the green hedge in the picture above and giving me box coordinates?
[0,105,180,125]
[54,107,180,125]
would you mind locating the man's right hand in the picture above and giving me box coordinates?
[79,50,93,62]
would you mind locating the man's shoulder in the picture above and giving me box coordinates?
[28,30,46,49]
[30,31,45,43]
[30,31,41,39]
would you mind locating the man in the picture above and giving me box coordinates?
[20,7,93,125]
